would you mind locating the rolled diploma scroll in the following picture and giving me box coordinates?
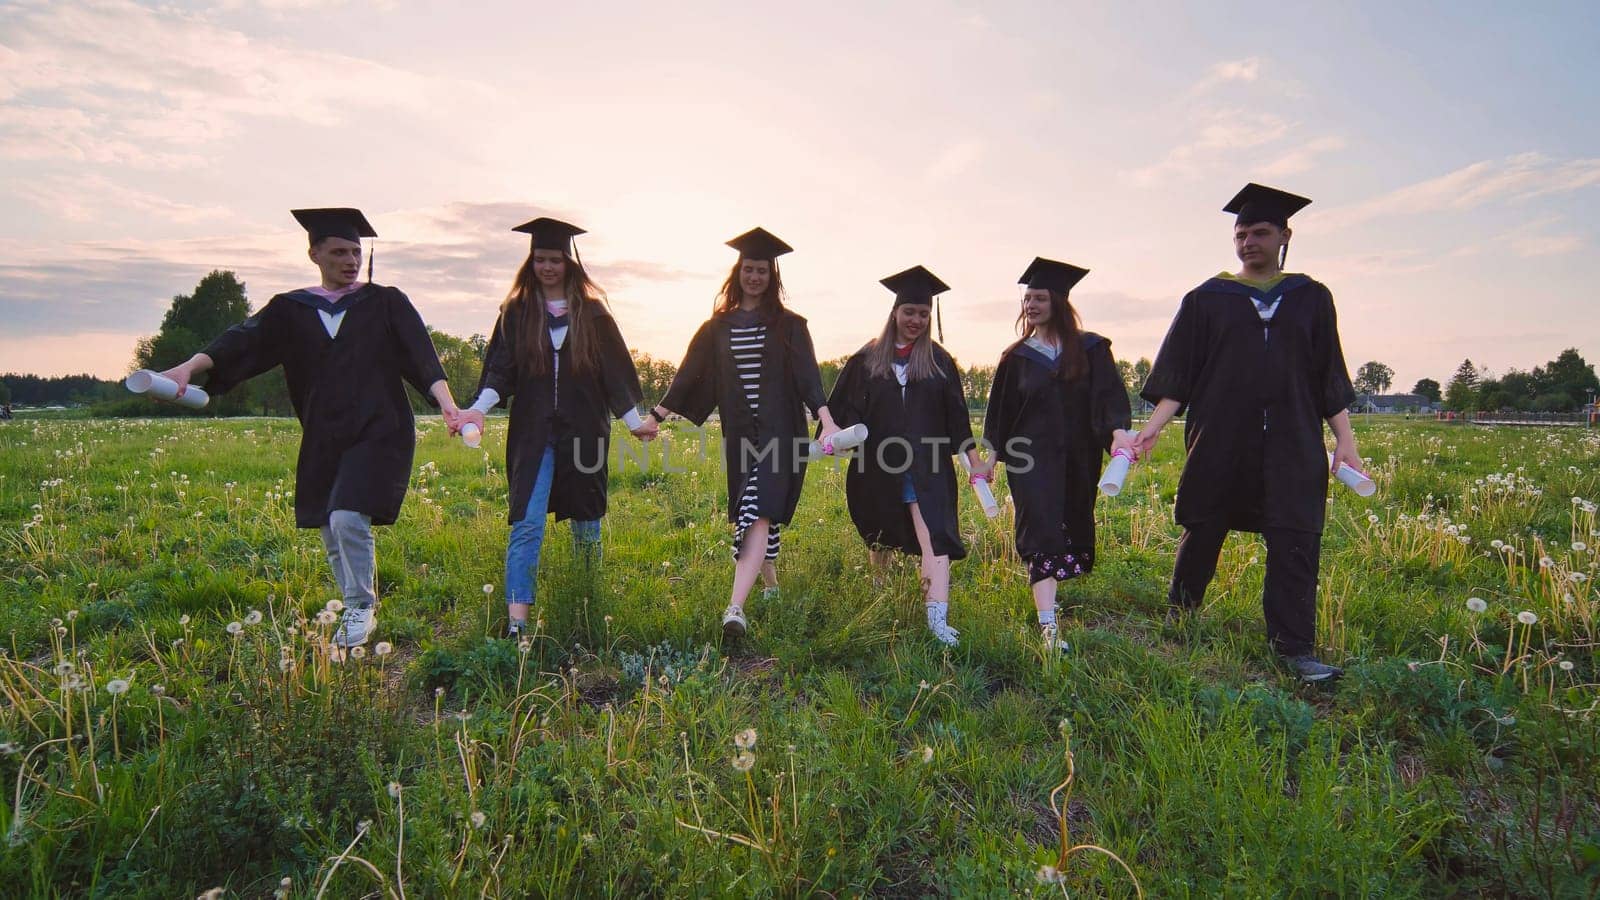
[1329,452,1377,497]
[959,455,1000,518]
[460,423,482,448]
[125,370,209,409]
[807,423,869,459]
[1098,449,1134,496]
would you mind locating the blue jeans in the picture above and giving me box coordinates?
[505,446,602,604]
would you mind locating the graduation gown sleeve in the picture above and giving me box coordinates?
[386,290,448,406]
[660,320,719,425]
[786,318,828,417]
[202,298,287,396]
[594,314,645,418]
[1087,339,1133,452]
[1316,289,1357,418]
[474,310,518,407]
[825,350,870,430]
[1139,291,1204,412]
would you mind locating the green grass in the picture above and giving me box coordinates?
[1,415,1598,896]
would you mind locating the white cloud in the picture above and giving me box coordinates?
[1310,153,1600,231]
[1260,136,1348,177]
[1126,109,1291,186]
[1189,57,1263,95]
[0,0,498,169]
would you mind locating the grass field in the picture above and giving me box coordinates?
[2,415,1598,897]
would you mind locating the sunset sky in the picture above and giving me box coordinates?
[2,0,1597,395]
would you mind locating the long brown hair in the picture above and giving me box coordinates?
[499,246,610,377]
[864,308,945,381]
[713,258,788,319]
[1013,289,1087,381]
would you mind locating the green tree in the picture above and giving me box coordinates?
[1444,359,1479,412]
[630,351,678,412]
[963,363,995,409]
[133,271,251,372]
[1353,360,1394,395]
[1531,348,1598,412]
[818,355,851,398]
[1411,378,1441,403]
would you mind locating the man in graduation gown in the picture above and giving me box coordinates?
[1135,184,1360,682]
[160,208,460,648]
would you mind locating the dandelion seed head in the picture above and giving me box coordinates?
[920,745,934,764]
[482,583,494,595]
[106,678,129,695]
[349,646,367,659]
[374,641,392,656]
[734,728,757,750]
[435,686,445,698]
[151,684,165,696]
[1466,597,1488,613]
[1517,610,1539,625]
[178,614,190,625]
[1560,660,1575,671]
[226,621,243,635]
[732,751,755,772]
[243,610,262,626]
[518,639,531,654]
[325,599,344,613]
[387,782,402,798]
[1036,864,1065,884]
[315,610,336,626]
[53,661,74,676]
[470,810,487,829]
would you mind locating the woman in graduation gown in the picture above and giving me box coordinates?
[827,265,983,646]
[983,258,1135,648]
[456,217,650,638]
[159,208,459,649]
[647,228,840,640]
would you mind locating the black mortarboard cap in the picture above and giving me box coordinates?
[726,227,793,261]
[512,217,586,254]
[879,265,950,306]
[291,208,377,244]
[1018,257,1090,294]
[1224,183,1312,228]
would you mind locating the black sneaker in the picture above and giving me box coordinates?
[506,619,527,640]
[1284,654,1343,683]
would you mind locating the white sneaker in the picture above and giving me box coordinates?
[333,606,376,648]
[928,622,961,647]
[1040,622,1069,652]
[721,606,747,640]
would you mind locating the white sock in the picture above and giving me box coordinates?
[1036,606,1056,626]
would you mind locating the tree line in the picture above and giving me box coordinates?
[1340,352,1598,414]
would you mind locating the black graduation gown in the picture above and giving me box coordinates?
[202,283,447,528]
[983,333,1131,563]
[475,306,644,525]
[659,310,827,526]
[1140,274,1356,534]
[827,343,972,560]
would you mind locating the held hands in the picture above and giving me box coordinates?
[1131,425,1162,459]
[448,408,485,437]
[1110,429,1139,461]
[630,418,660,442]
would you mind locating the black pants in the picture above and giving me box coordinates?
[1168,525,1321,656]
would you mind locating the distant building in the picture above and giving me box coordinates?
[1352,393,1436,414]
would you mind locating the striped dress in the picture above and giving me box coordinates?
[729,320,782,560]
